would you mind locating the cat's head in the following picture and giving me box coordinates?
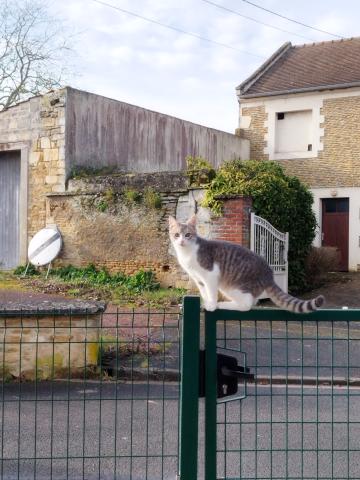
[168,215,197,248]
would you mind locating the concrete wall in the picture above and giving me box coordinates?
[65,87,249,174]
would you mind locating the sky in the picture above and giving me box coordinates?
[55,0,360,133]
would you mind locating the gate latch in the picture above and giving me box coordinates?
[199,350,254,399]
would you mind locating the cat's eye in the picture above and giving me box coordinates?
[185,233,191,238]
[174,233,180,238]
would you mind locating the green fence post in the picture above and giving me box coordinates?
[204,310,217,480]
[179,296,201,480]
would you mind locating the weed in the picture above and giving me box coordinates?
[14,264,39,276]
[69,165,118,179]
[123,188,141,204]
[104,188,116,204]
[96,199,108,212]
[143,188,162,209]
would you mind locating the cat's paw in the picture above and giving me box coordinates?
[204,301,217,312]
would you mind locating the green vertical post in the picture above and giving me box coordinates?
[179,296,201,480]
[205,310,217,480]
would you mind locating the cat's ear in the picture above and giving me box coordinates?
[168,216,178,228]
[187,214,197,227]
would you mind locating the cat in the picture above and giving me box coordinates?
[169,215,324,313]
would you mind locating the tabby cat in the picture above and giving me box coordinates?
[169,215,324,313]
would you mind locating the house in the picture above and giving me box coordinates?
[0,87,249,270]
[237,37,360,271]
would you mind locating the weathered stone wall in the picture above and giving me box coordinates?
[0,90,67,255]
[0,304,102,379]
[237,105,269,161]
[47,172,189,286]
[46,173,252,287]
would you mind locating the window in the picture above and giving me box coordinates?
[275,110,312,154]
[323,198,349,213]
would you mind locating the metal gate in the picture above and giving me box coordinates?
[0,151,21,269]
[250,212,289,294]
[180,297,360,480]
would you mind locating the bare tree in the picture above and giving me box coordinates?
[0,0,73,110]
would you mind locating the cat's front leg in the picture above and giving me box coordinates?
[202,273,219,312]
[192,278,211,309]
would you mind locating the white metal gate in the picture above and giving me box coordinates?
[250,212,289,295]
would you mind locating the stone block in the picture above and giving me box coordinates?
[40,137,51,149]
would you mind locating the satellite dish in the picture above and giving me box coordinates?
[23,226,62,277]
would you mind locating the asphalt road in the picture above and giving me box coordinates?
[1,381,360,480]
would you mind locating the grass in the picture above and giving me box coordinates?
[9,264,186,308]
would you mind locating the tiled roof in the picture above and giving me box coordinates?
[238,37,360,98]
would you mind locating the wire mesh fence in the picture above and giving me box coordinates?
[0,308,181,480]
[214,315,360,480]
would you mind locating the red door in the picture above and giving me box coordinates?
[322,198,349,271]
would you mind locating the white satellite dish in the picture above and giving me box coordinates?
[24,226,62,277]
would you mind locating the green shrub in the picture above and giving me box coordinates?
[203,159,317,293]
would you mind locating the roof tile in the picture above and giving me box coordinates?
[240,38,360,97]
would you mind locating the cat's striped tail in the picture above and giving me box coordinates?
[265,283,325,313]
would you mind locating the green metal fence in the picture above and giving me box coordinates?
[202,303,360,480]
[2,298,360,480]
[0,308,181,479]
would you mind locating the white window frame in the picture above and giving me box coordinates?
[264,96,324,160]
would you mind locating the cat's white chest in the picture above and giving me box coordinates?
[175,244,217,281]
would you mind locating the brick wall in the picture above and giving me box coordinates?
[211,197,252,247]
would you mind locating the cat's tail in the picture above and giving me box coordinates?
[265,283,325,313]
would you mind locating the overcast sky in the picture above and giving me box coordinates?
[56,0,360,133]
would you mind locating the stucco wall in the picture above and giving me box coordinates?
[65,87,249,174]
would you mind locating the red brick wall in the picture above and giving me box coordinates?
[211,196,252,247]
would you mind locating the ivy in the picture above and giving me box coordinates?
[202,160,317,293]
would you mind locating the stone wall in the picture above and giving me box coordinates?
[0,90,67,261]
[45,173,252,287]
[237,105,268,161]
[0,301,104,379]
[238,92,360,188]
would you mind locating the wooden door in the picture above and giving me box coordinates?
[322,198,349,271]
[0,151,21,269]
